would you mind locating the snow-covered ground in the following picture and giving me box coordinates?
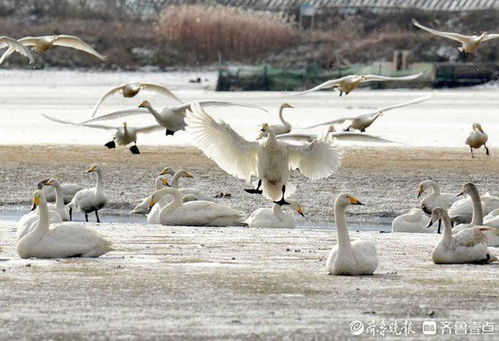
[1,69,497,147]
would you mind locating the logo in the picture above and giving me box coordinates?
[423,321,437,335]
[350,320,365,335]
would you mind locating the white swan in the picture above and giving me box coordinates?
[413,19,499,54]
[296,73,422,96]
[159,167,176,177]
[261,103,293,136]
[391,208,434,233]
[169,169,215,202]
[449,187,499,225]
[18,209,62,240]
[91,81,182,117]
[42,114,162,154]
[245,201,304,228]
[130,176,169,215]
[37,178,83,204]
[466,123,489,158]
[185,102,341,203]
[41,179,71,221]
[149,187,245,226]
[305,95,432,132]
[417,179,458,216]
[484,209,499,228]
[80,100,267,136]
[0,36,35,64]
[67,164,107,222]
[326,193,378,275]
[427,207,497,264]
[0,35,106,63]
[278,125,394,144]
[17,190,113,259]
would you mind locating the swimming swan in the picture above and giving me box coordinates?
[149,187,245,226]
[17,190,113,259]
[185,102,342,204]
[0,36,35,64]
[245,201,304,228]
[465,123,489,158]
[413,19,499,54]
[67,164,107,222]
[130,176,170,215]
[326,193,378,275]
[427,207,497,264]
[296,73,422,96]
[391,208,434,233]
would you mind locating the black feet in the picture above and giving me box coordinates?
[95,210,101,223]
[485,145,490,156]
[69,207,73,221]
[129,145,140,154]
[85,214,89,222]
[343,126,351,132]
[244,188,263,194]
[339,91,343,97]
[166,129,175,136]
[273,197,290,206]
[104,141,116,149]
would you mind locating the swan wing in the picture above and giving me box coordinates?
[483,33,499,42]
[42,114,116,130]
[360,73,423,83]
[17,36,41,46]
[303,116,356,129]
[412,20,470,42]
[136,124,164,134]
[52,35,106,60]
[376,94,433,113]
[277,133,315,143]
[197,100,268,112]
[90,84,126,117]
[185,102,258,182]
[295,79,341,96]
[287,139,342,180]
[84,107,150,123]
[0,36,35,64]
[332,132,395,143]
[139,82,183,103]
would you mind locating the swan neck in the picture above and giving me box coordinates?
[469,190,483,225]
[171,172,183,188]
[95,169,103,194]
[272,204,285,219]
[335,204,352,252]
[428,181,440,196]
[155,178,163,190]
[146,103,162,120]
[159,189,183,220]
[441,214,453,246]
[53,183,64,210]
[278,105,290,127]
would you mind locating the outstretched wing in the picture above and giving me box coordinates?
[136,125,165,134]
[287,140,342,180]
[376,93,433,113]
[139,82,183,103]
[331,132,395,143]
[295,78,342,96]
[90,84,126,117]
[185,102,259,182]
[304,116,356,129]
[412,20,470,42]
[277,133,315,143]
[83,107,149,123]
[53,35,106,60]
[197,100,268,112]
[361,73,423,83]
[42,114,116,130]
[483,33,499,42]
[0,36,35,64]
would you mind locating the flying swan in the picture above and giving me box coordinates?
[185,102,342,204]
[413,19,499,54]
[0,36,35,64]
[277,125,394,144]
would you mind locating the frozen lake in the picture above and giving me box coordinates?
[0,69,497,148]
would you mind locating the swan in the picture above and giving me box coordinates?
[466,123,489,158]
[449,188,499,225]
[0,36,35,64]
[159,167,176,177]
[261,103,293,136]
[169,169,215,202]
[79,100,267,136]
[17,190,113,259]
[304,94,432,132]
[326,193,378,275]
[484,209,499,228]
[130,175,169,215]
[67,164,107,222]
[427,207,497,264]
[42,114,163,154]
[37,178,83,204]
[296,73,422,96]
[278,125,394,144]
[245,201,304,228]
[18,209,62,240]
[391,208,434,233]
[91,81,183,117]
[40,179,71,221]
[417,179,458,215]
[185,102,341,204]
[149,187,245,226]
[0,35,106,63]
[413,19,499,54]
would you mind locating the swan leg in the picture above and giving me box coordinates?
[437,220,441,234]
[85,213,89,222]
[343,126,351,132]
[104,141,116,149]
[339,91,343,97]
[166,129,175,136]
[360,129,366,133]
[244,179,263,194]
[129,145,140,154]
[95,210,101,223]
[273,185,290,206]
[470,147,475,158]
[69,207,73,221]
[485,145,490,156]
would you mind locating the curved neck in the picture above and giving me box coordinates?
[441,213,453,246]
[29,201,49,238]
[468,189,483,225]
[272,204,286,220]
[158,188,183,220]
[154,177,163,190]
[145,103,162,121]
[278,105,291,128]
[171,172,185,188]
[369,113,382,124]
[335,204,352,252]
[95,169,103,194]
[426,181,440,196]
[51,183,64,211]
[265,129,279,146]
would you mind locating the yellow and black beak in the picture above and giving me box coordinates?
[297,207,305,217]
[185,172,193,178]
[161,179,169,186]
[478,125,484,133]
[456,191,464,197]
[31,196,41,211]
[149,198,155,209]
[87,165,96,173]
[417,185,424,198]
[348,196,364,205]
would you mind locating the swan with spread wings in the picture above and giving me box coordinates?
[185,102,342,204]
[0,36,35,64]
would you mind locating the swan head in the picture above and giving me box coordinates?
[123,122,128,128]
[456,182,478,197]
[159,167,176,176]
[138,100,150,108]
[257,123,270,140]
[327,125,336,133]
[335,193,364,208]
[178,169,193,178]
[31,190,46,211]
[37,177,51,189]
[149,188,177,208]
[287,200,304,217]
[472,122,484,133]
[156,175,169,187]
[427,207,447,228]
[45,178,60,187]
[87,164,100,173]
[417,180,436,198]
[281,103,293,109]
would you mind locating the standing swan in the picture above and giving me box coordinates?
[17,191,113,259]
[67,164,107,222]
[465,123,489,158]
[245,201,304,228]
[149,188,245,227]
[427,208,497,264]
[326,193,378,275]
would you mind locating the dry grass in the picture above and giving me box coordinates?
[158,4,297,63]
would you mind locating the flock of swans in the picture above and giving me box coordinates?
[4,19,499,276]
